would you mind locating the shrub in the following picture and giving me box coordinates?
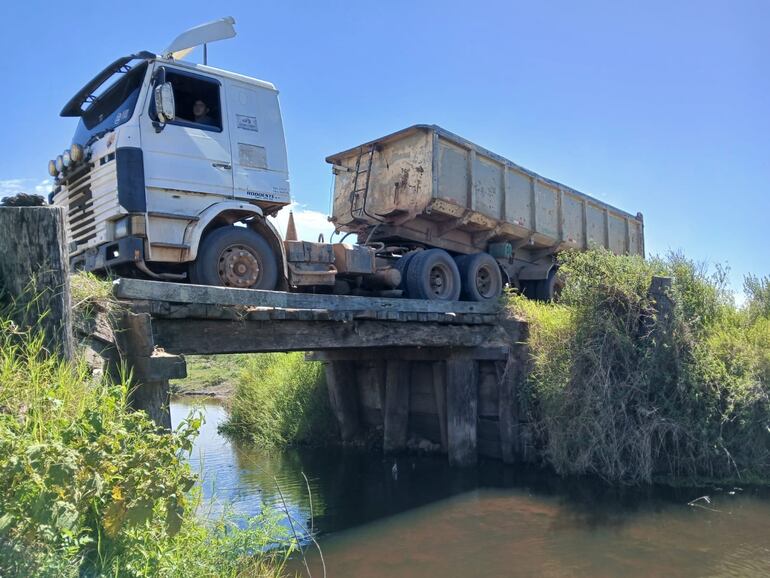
[0,318,296,577]
[511,249,770,485]
[220,353,337,447]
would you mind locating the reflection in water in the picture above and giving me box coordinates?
[172,398,770,578]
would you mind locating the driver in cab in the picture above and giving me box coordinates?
[193,100,217,127]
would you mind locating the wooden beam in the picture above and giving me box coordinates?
[324,361,360,442]
[151,319,496,355]
[0,207,74,360]
[113,278,499,315]
[383,360,410,453]
[446,358,478,467]
[110,311,181,429]
[307,346,509,362]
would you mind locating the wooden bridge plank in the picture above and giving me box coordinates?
[113,278,500,315]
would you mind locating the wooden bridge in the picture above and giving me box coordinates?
[1,206,530,468]
[98,279,530,467]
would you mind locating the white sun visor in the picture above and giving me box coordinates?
[162,16,236,60]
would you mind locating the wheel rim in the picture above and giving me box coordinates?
[428,263,454,299]
[217,244,262,288]
[475,264,497,298]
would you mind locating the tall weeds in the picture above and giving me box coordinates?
[512,249,770,485]
[0,314,297,576]
[220,353,337,448]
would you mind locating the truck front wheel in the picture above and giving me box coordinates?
[189,226,279,290]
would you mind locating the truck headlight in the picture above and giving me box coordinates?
[55,155,64,172]
[62,150,71,168]
[48,160,58,176]
[70,143,84,163]
[114,217,131,239]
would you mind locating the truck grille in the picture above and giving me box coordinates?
[59,165,96,248]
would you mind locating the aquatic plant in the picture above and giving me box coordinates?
[511,249,770,485]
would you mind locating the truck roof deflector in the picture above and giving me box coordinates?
[162,16,236,60]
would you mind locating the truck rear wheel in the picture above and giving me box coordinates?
[455,252,503,301]
[405,249,461,301]
[189,226,278,290]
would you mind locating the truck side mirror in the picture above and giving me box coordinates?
[154,82,176,124]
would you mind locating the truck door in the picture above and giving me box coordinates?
[224,79,290,205]
[140,66,233,199]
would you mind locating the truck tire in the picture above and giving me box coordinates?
[394,251,418,291]
[405,249,461,301]
[535,268,560,301]
[519,280,538,299]
[189,225,279,290]
[455,252,503,301]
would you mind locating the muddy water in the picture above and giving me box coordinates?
[171,398,770,577]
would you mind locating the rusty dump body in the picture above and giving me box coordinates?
[327,125,644,283]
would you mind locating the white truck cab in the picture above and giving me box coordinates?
[50,17,291,289]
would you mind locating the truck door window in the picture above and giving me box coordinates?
[150,69,222,132]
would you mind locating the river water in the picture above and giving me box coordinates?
[171,397,770,578]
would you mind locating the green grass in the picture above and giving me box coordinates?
[220,353,338,448]
[0,317,299,577]
[171,354,255,395]
[509,249,770,485]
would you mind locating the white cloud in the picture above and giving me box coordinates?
[0,178,52,200]
[268,202,337,243]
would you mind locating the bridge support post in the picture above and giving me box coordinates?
[384,360,410,453]
[325,361,361,442]
[432,361,449,452]
[498,321,530,464]
[446,357,478,467]
[111,311,186,429]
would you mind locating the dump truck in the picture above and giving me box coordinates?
[48,17,644,302]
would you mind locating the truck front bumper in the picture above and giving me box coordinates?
[71,236,145,272]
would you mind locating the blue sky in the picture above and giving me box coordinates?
[1,0,768,296]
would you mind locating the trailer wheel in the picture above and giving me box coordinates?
[405,249,461,301]
[535,268,561,301]
[190,225,278,290]
[519,280,538,299]
[455,253,503,301]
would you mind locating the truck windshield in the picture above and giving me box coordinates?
[72,61,149,147]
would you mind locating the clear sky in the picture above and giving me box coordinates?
[1,0,768,296]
